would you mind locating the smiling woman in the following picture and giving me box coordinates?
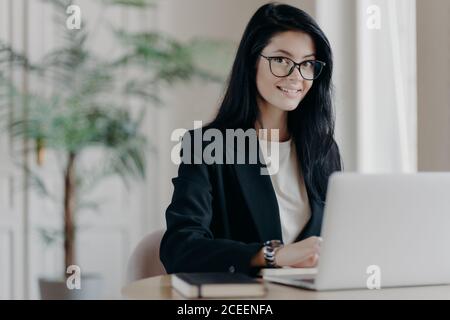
[256,31,321,113]
[160,2,342,275]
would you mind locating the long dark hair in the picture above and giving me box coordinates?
[208,2,342,203]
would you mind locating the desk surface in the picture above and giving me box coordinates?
[122,275,450,300]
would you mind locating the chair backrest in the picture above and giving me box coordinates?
[126,229,167,284]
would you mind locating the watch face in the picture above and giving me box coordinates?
[265,240,283,247]
[264,240,283,268]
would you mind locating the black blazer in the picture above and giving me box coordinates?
[160,127,329,275]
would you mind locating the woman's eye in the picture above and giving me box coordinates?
[273,57,289,64]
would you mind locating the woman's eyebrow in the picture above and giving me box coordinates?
[272,50,316,59]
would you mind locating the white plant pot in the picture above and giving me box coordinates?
[39,274,103,300]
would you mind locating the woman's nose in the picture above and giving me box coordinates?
[288,66,303,81]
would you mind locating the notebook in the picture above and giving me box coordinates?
[171,273,266,298]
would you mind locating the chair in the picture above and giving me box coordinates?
[126,229,167,284]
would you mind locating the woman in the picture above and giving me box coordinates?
[160,2,342,275]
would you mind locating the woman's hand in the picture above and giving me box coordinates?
[275,236,322,268]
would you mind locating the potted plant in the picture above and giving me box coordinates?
[0,0,231,299]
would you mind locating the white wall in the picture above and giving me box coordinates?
[316,0,358,171]
[0,0,29,300]
[417,0,450,171]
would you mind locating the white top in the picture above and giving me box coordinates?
[258,138,311,244]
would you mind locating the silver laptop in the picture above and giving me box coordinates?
[264,173,450,291]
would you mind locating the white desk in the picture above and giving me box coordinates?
[122,275,450,300]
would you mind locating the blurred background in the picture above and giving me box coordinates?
[0,0,449,299]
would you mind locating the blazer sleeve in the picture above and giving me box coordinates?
[159,130,263,275]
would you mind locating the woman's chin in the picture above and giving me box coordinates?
[278,102,300,112]
[265,98,301,112]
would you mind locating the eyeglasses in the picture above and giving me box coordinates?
[260,54,326,80]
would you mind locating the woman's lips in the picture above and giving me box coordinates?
[276,86,302,99]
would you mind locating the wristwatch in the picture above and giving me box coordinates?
[263,240,284,268]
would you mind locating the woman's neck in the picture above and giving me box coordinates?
[255,100,291,142]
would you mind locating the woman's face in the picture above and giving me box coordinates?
[256,31,316,112]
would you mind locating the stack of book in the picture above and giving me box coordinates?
[171,273,266,298]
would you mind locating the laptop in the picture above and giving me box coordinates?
[264,173,450,291]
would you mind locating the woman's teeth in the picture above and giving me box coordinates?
[277,86,300,94]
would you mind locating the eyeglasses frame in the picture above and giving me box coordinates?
[259,54,326,80]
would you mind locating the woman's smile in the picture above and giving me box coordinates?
[276,85,303,99]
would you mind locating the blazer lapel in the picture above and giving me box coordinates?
[232,137,282,242]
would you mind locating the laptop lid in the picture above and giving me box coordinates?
[314,173,450,291]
